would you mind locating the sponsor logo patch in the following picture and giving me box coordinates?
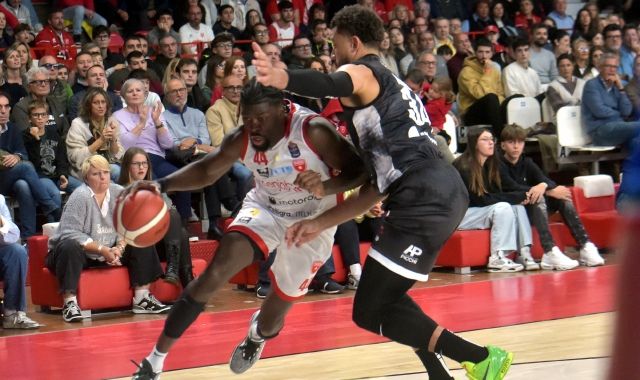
[288,142,301,158]
[237,217,252,224]
[292,159,306,172]
[311,260,323,274]
[256,168,269,178]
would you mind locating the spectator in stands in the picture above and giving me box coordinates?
[619,24,640,81]
[447,32,473,93]
[117,0,168,34]
[425,76,454,133]
[413,0,429,23]
[201,55,225,102]
[128,69,163,111]
[503,37,543,98]
[453,127,530,273]
[605,13,621,27]
[196,33,235,90]
[153,36,179,80]
[491,1,519,45]
[174,58,208,113]
[147,10,181,52]
[209,56,247,105]
[46,155,170,322]
[34,10,75,61]
[12,67,69,137]
[412,16,428,35]
[67,87,122,182]
[241,22,270,66]
[58,0,107,44]
[38,56,68,110]
[573,8,596,42]
[547,53,586,117]
[469,0,496,33]
[213,5,240,39]
[437,46,453,61]
[434,17,455,55]
[22,99,83,198]
[69,65,122,122]
[15,41,32,74]
[1,45,26,107]
[179,5,214,56]
[135,34,161,74]
[485,25,506,54]
[379,30,399,76]
[514,0,542,35]
[288,35,312,70]
[572,38,590,78]
[57,65,69,84]
[582,52,640,146]
[13,23,32,46]
[582,44,604,80]
[553,29,571,58]
[118,146,196,285]
[603,23,623,56]
[269,1,299,47]
[585,29,603,47]
[429,0,465,21]
[390,27,408,66]
[71,52,93,93]
[547,0,573,33]
[390,4,411,35]
[0,13,14,48]
[247,42,281,78]
[415,51,440,88]
[458,38,505,135]
[310,19,332,57]
[109,51,163,96]
[626,55,640,120]
[308,2,326,23]
[91,25,123,71]
[500,124,604,268]
[237,9,265,52]
[1,0,31,30]
[529,24,558,84]
[1,193,41,330]
[220,0,261,33]
[206,74,242,148]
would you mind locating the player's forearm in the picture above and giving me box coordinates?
[321,166,368,196]
[315,182,385,230]
[158,155,229,192]
[285,70,354,99]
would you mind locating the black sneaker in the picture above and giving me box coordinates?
[229,311,265,374]
[131,358,160,380]
[255,282,270,298]
[62,300,85,322]
[313,276,345,294]
[132,293,170,314]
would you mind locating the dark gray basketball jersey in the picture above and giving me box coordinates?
[340,54,443,195]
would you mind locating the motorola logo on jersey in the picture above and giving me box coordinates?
[267,204,292,217]
[268,194,319,206]
[256,168,269,178]
[401,245,423,264]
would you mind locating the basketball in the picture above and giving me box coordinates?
[114,189,170,247]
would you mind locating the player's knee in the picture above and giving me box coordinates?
[163,293,206,339]
[352,298,377,333]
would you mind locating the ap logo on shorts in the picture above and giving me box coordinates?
[400,245,423,265]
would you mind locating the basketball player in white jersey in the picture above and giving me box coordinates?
[128,79,367,379]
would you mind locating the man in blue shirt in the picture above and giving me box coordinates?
[582,53,640,147]
[619,24,640,82]
[547,0,574,34]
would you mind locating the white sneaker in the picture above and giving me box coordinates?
[515,246,540,271]
[487,252,524,272]
[188,208,199,222]
[579,242,604,267]
[541,247,579,271]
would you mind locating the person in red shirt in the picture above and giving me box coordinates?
[424,76,455,133]
[268,1,299,47]
[34,10,76,63]
[514,0,542,35]
[265,0,305,26]
[485,25,506,53]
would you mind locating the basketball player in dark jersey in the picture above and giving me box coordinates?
[253,5,513,380]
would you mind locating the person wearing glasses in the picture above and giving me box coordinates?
[91,25,124,71]
[11,67,69,138]
[571,38,590,78]
[39,55,69,110]
[287,35,312,70]
[582,52,640,147]
[242,22,270,68]
[237,9,265,50]
[453,127,532,273]
[196,33,235,91]
[213,5,241,39]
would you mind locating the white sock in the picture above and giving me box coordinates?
[64,296,77,305]
[4,309,16,317]
[134,289,150,304]
[146,346,167,373]
[349,264,362,279]
[247,322,265,342]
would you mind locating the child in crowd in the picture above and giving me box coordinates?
[91,51,104,68]
[436,45,453,62]
[499,125,604,268]
[57,65,69,83]
[484,25,506,53]
[425,76,454,141]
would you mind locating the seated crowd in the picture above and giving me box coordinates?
[1,0,636,329]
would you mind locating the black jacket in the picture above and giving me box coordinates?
[454,158,528,207]
[499,154,557,190]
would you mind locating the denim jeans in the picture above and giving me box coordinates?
[591,120,640,147]
[0,162,61,240]
[458,202,518,254]
[37,176,84,222]
[62,5,108,36]
[149,154,190,218]
[526,196,589,252]
[0,243,28,312]
[19,0,40,28]
[109,163,120,183]
[231,162,253,199]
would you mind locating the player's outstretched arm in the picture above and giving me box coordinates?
[120,128,244,199]
[285,182,385,248]
[294,117,368,198]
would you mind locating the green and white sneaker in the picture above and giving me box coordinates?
[461,345,513,380]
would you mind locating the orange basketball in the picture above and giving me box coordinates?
[114,189,170,247]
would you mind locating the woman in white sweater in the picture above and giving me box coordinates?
[66,87,124,182]
[546,53,586,119]
[379,30,400,77]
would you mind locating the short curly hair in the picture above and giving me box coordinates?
[331,5,384,49]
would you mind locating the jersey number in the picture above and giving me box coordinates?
[299,279,310,292]
[253,152,268,165]
[394,75,430,126]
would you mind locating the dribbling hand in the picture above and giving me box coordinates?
[251,42,289,89]
[285,219,323,248]
[118,180,161,202]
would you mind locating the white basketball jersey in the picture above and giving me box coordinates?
[241,102,341,221]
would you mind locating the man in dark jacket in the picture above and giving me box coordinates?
[499,124,605,268]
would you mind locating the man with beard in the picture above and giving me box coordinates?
[447,32,474,93]
[529,23,558,84]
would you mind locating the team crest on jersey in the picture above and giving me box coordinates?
[311,260,324,274]
[256,168,269,178]
[253,152,268,165]
[288,142,301,158]
[292,159,306,172]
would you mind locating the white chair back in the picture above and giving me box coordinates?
[506,97,541,128]
[541,97,554,122]
[442,114,458,154]
[556,106,591,147]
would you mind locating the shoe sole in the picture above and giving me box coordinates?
[540,262,579,271]
[496,351,514,379]
[229,311,263,374]
[163,276,180,286]
[2,324,40,329]
[580,259,604,267]
[487,266,524,273]
[132,307,170,314]
[64,316,86,322]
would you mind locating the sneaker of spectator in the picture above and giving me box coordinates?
[311,275,344,294]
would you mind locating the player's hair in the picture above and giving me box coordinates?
[82,155,111,180]
[27,100,49,116]
[118,147,153,185]
[241,77,284,108]
[404,68,425,85]
[432,76,455,105]
[452,126,501,196]
[331,5,384,49]
[501,124,527,142]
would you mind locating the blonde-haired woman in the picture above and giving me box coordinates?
[162,58,181,86]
